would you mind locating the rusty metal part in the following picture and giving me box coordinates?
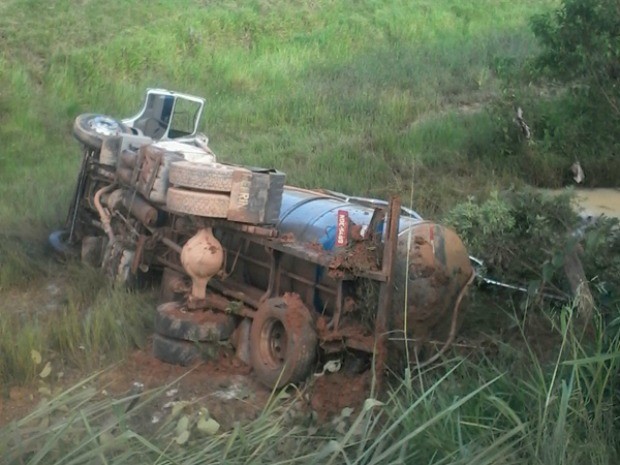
[155,256,185,274]
[67,150,94,242]
[181,228,224,302]
[119,149,138,169]
[258,249,281,305]
[208,278,263,308]
[94,184,117,243]
[227,169,285,224]
[130,234,147,274]
[317,320,374,353]
[174,215,279,239]
[225,248,338,297]
[122,191,158,226]
[216,187,474,359]
[414,269,475,369]
[203,291,255,319]
[143,225,183,255]
[117,167,133,185]
[388,221,474,368]
[374,196,400,393]
[136,145,164,196]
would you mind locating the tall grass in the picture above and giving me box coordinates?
[1,302,617,464]
[0,264,154,384]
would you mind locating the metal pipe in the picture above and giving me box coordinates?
[233,252,338,296]
[68,150,92,242]
[94,184,117,243]
[122,191,158,226]
[469,255,568,302]
[415,269,476,369]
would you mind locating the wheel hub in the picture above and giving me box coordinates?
[262,319,288,366]
[88,115,124,136]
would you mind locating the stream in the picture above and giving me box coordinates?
[544,188,620,220]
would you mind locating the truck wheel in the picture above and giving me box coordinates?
[73,113,130,150]
[166,187,230,218]
[154,301,236,342]
[152,334,223,366]
[249,296,317,388]
[169,161,236,192]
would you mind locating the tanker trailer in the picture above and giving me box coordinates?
[50,137,474,389]
[157,183,474,388]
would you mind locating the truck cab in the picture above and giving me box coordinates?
[122,89,205,142]
[72,88,207,152]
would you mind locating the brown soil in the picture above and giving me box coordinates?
[0,386,38,426]
[161,302,231,324]
[309,371,371,422]
[100,347,270,430]
[1,340,374,429]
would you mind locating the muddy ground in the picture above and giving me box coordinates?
[0,338,373,430]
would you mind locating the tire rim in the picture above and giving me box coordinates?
[259,318,288,368]
[88,115,123,136]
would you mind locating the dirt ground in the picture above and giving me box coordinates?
[0,341,373,430]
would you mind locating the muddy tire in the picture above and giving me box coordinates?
[73,113,130,150]
[152,334,223,366]
[155,301,236,342]
[166,187,230,218]
[249,296,317,388]
[169,161,236,192]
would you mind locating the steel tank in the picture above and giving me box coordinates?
[230,186,474,353]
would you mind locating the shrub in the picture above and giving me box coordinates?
[530,0,620,157]
[444,188,620,309]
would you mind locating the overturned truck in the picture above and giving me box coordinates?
[51,89,474,389]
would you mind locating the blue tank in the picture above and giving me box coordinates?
[234,186,474,355]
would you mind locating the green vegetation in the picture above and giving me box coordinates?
[444,188,620,310]
[0,0,619,463]
[530,0,620,173]
[1,307,618,463]
[0,265,153,384]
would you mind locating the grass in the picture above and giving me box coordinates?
[0,265,154,385]
[0,0,557,225]
[0,0,619,462]
[1,303,617,464]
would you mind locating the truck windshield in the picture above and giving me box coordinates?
[169,98,202,139]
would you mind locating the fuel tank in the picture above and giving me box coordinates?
[223,186,474,351]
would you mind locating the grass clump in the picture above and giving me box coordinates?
[445,188,620,310]
[0,264,154,386]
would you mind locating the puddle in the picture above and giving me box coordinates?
[544,188,620,220]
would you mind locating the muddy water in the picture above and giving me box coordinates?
[545,188,620,220]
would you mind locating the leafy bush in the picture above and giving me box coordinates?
[530,0,620,158]
[445,188,620,308]
[532,0,620,91]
